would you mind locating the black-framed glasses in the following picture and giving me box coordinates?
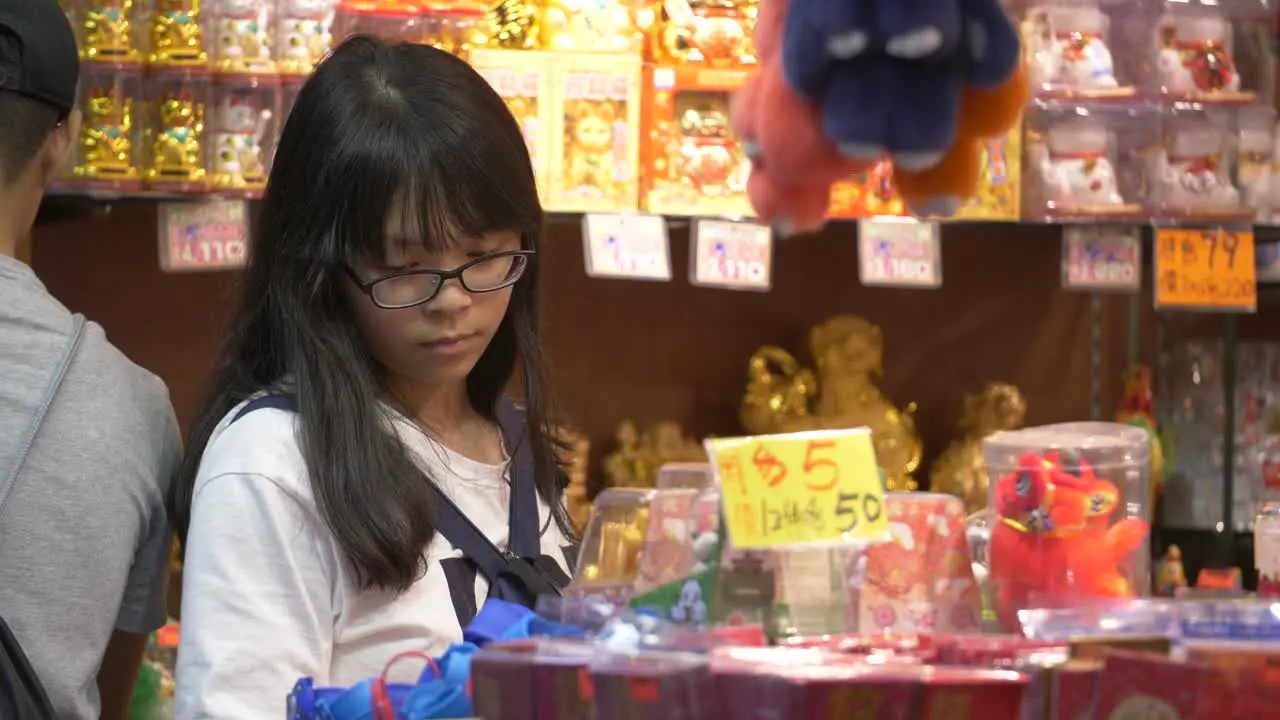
[347,250,534,309]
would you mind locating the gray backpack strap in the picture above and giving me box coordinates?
[0,314,86,512]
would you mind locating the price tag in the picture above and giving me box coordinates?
[1154,227,1256,311]
[857,217,941,288]
[689,219,772,291]
[1061,225,1141,293]
[581,213,672,281]
[704,429,887,549]
[157,200,248,272]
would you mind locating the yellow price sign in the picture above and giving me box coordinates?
[1154,227,1256,311]
[704,428,887,549]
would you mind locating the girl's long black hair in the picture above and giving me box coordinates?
[168,36,572,592]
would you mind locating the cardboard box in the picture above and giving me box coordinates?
[640,65,753,218]
[469,49,554,203]
[951,126,1022,221]
[545,52,642,213]
[828,160,906,219]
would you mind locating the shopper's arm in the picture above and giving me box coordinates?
[174,472,335,720]
[98,631,149,720]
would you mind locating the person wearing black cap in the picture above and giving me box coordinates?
[0,2,181,720]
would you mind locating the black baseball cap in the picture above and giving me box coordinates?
[0,0,79,114]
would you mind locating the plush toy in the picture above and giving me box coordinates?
[987,451,1150,633]
[732,0,1029,228]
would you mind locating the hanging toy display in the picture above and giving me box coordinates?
[729,0,1028,233]
[981,423,1151,634]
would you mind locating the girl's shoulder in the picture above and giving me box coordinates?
[192,394,313,505]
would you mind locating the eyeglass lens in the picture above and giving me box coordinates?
[371,253,527,308]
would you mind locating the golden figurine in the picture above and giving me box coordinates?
[576,488,651,583]
[1115,365,1166,513]
[555,426,592,532]
[541,0,639,52]
[75,84,140,183]
[423,4,494,58]
[741,315,923,491]
[930,383,1027,515]
[489,0,539,49]
[147,92,206,185]
[1155,545,1187,597]
[81,0,143,64]
[603,419,705,489]
[149,0,208,66]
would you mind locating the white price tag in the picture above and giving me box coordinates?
[581,213,672,281]
[1061,225,1141,293]
[689,219,772,291]
[857,216,941,288]
[157,200,249,273]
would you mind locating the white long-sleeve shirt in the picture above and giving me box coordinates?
[174,401,576,719]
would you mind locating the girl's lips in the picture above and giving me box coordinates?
[419,334,475,354]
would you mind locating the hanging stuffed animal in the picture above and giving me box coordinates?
[732,0,1029,231]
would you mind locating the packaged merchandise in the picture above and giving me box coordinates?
[947,130,1022,221]
[545,53,642,213]
[1151,2,1272,106]
[419,1,491,57]
[646,0,758,67]
[71,66,145,191]
[562,487,653,615]
[1022,102,1152,222]
[588,650,711,720]
[148,0,211,67]
[470,49,554,202]
[469,639,598,720]
[640,65,753,218]
[77,0,146,65]
[208,78,280,197]
[1237,106,1276,222]
[539,0,643,53]
[827,163,906,219]
[979,423,1152,634]
[275,0,338,77]
[1020,3,1135,100]
[1150,106,1252,222]
[144,71,212,192]
[210,0,278,75]
[331,0,424,45]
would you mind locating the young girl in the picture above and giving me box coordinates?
[167,37,577,718]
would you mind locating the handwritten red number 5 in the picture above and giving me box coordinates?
[803,440,839,491]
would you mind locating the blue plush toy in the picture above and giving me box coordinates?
[781,0,1021,172]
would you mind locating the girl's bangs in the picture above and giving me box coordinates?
[325,116,541,267]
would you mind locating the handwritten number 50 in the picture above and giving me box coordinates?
[836,492,883,533]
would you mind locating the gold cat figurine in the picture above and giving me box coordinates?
[147,93,205,183]
[76,87,139,182]
[149,0,208,66]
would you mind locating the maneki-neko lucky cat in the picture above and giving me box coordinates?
[741,315,922,491]
[1157,13,1249,101]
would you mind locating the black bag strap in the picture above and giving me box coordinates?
[229,394,542,584]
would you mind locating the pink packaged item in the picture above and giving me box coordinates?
[849,493,982,633]
[470,639,597,720]
[590,650,711,720]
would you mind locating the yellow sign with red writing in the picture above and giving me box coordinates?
[1154,228,1256,311]
[704,429,887,549]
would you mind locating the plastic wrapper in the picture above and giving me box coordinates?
[210,0,277,76]
[276,0,338,77]
[419,1,491,57]
[1150,105,1253,222]
[209,78,280,197]
[76,0,147,65]
[980,422,1151,634]
[144,70,212,193]
[1018,599,1179,641]
[562,487,654,618]
[1019,3,1136,101]
[147,0,212,68]
[1178,599,1280,641]
[1150,1,1274,107]
[1022,100,1156,222]
[71,65,145,192]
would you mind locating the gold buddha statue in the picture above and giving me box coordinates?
[930,382,1027,515]
[741,315,922,491]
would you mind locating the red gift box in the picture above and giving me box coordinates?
[918,667,1028,719]
[1095,651,1228,719]
[1049,660,1101,720]
[471,639,599,720]
[590,651,711,720]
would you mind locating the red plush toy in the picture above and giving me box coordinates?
[987,450,1150,633]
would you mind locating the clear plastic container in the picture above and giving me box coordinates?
[1238,105,1276,222]
[1020,3,1136,100]
[981,422,1151,634]
[634,463,716,593]
[147,0,211,67]
[1153,1,1274,107]
[209,77,280,198]
[275,0,338,77]
[563,487,653,618]
[70,65,145,192]
[1021,99,1156,222]
[77,0,146,66]
[144,69,212,193]
[419,1,491,58]
[1149,105,1252,222]
[650,4,756,67]
[210,0,278,76]
[331,0,423,45]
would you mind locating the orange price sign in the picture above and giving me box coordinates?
[704,428,887,549]
[1154,227,1256,311]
